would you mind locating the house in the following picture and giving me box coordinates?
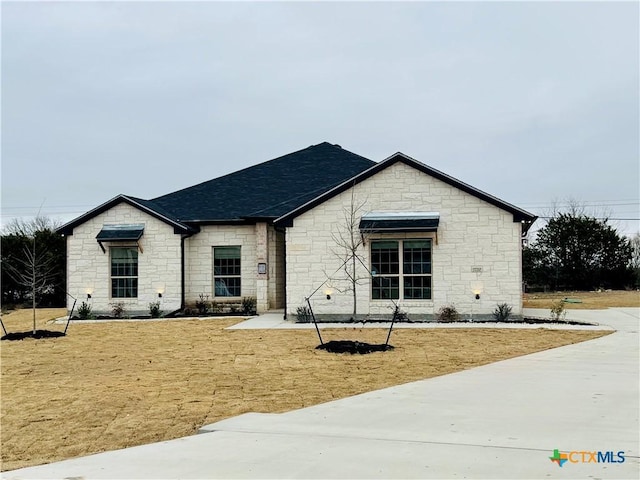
[58,142,536,320]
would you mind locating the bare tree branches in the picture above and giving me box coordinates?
[329,187,369,316]
[1,216,64,333]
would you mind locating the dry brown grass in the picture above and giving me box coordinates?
[523,290,640,310]
[1,308,610,471]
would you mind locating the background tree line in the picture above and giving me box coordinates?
[1,217,66,308]
[523,208,639,291]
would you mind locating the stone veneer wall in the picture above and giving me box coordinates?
[183,224,257,307]
[66,203,182,315]
[285,162,523,320]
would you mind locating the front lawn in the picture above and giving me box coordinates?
[1,308,609,471]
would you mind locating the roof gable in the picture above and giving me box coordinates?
[57,195,194,235]
[274,152,537,229]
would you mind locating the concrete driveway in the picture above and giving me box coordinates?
[3,308,638,479]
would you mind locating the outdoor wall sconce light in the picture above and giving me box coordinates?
[158,292,163,298]
[471,281,483,302]
[324,289,333,300]
[87,294,92,300]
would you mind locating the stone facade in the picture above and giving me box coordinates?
[64,160,525,320]
[184,224,257,308]
[284,161,523,320]
[66,203,182,315]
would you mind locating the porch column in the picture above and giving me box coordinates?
[255,222,269,313]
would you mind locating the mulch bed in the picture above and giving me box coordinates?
[1,330,66,341]
[316,340,394,355]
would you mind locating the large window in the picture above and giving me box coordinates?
[111,247,138,298]
[214,246,241,297]
[371,239,432,300]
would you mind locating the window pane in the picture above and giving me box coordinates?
[403,239,431,274]
[111,278,138,298]
[214,246,241,259]
[403,276,431,299]
[214,246,241,297]
[371,241,399,275]
[215,278,241,297]
[214,247,241,276]
[111,247,138,298]
[372,277,399,300]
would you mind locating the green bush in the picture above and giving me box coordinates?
[77,301,93,320]
[493,303,513,322]
[241,296,257,314]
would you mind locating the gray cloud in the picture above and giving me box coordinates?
[2,1,638,233]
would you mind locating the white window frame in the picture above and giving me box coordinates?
[370,238,432,301]
[213,246,242,298]
[110,246,139,298]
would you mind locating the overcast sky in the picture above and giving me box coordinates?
[2,1,639,236]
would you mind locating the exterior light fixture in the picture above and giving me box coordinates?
[87,293,92,300]
[158,292,163,298]
[471,282,483,301]
[324,289,333,300]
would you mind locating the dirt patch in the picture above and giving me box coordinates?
[0,308,611,471]
[523,290,640,309]
[316,340,394,354]
[1,330,66,341]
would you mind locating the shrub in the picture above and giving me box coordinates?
[241,296,257,315]
[195,294,210,315]
[296,306,312,323]
[493,303,513,322]
[111,302,125,319]
[77,301,93,320]
[211,301,222,313]
[229,304,238,314]
[149,301,163,318]
[550,300,566,322]
[437,304,459,323]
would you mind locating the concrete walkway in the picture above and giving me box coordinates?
[3,308,638,479]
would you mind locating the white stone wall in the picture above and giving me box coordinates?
[285,162,524,319]
[66,203,182,315]
[184,224,257,306]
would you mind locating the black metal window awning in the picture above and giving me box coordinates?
[359,212,440,233]
[96,224,144,253]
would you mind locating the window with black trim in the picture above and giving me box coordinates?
[371,239,431,300]
[111,247,138,298]
[214,246,241,297]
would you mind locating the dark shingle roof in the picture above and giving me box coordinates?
[151,142,375,222]
[58,142,537,237]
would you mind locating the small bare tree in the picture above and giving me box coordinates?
[330,187,369,316]
[3,218,60,334]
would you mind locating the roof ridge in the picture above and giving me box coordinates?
[152,142,363,202]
